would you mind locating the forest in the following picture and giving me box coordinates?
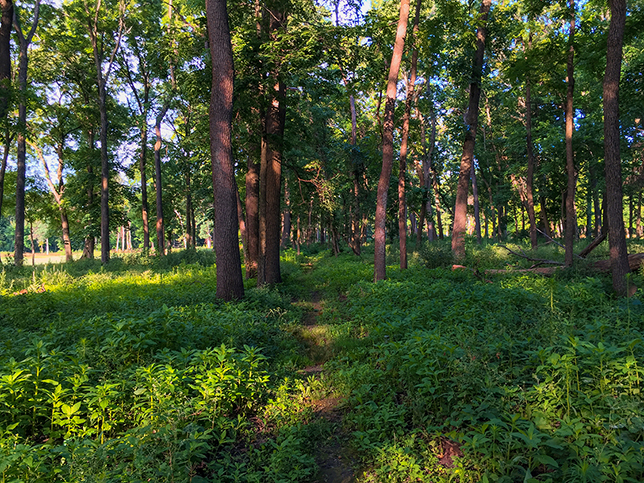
[0,0,644,480]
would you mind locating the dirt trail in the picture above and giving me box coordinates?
[297,289,356,483]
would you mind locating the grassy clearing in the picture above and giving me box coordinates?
[1,241,644,481]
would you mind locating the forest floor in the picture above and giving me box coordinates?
[4,242,644,482]
[295,281,357,482]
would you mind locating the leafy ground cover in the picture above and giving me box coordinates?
[1,242,644,482]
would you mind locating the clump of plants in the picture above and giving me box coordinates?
[0,257,320,482]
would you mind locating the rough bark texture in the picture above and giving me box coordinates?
[564,0,576,267]
[374,0,410,281]
[154,104,169,256]
[258,8,286,286]
[397,0,421,269]
[207,0,244,300]
[245,154,260,278]
[451,0,491,260]
[603,0,629,296]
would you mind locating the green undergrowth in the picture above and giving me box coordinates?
[313,251,644,482]
[3,243,644,482]
[0,253,324,482]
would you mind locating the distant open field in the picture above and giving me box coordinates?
[0,250,139,265]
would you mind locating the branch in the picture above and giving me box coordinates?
[498,244,564,266]
[577,231,607,258]
[104,0,132,84]
[27,140,62,204]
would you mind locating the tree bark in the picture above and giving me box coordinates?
[13,1,40,267]
[374,0,410,281]
[0,130,11,217]
[397,0,421,269]
[257,5,286,286]
[564,0,576,267]
[451,0,491,260]
[81,131,97,259]
[154,103,170,256]
[140,119,150,251]
[245,154,260,278]
[185,169,193,248]
[258,77,285,285]
[603,0,629,296]
[472,167,481,243]
[281,178,291,248]
[207,0,244,300]
[525,35,538,250]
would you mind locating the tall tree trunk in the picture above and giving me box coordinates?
[257,5,285,286]
[451,0,491,260]
[281,178,291,248]
[0,130,11,217]
[564,0,576,267]
[13,2,40,267]
[85,0,126,264]
[525,35,538,250]
[374,0,410,281]
[207,0,244,299]
[472,167,481,243]
[637,192,642,238]
[82,131,96,259]
[245,154,260,278]
[186,169,193,248]
[397,0,421,270]
[154,104,170,256]
[603,0,629,296]
[258,78,285,285]
[29,221,34,266]
[140,120,150,251]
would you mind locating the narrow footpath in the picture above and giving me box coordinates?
[293,270,356,483]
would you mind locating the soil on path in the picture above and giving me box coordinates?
[297,290,356,483]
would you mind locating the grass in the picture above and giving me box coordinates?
[1,239,644,481]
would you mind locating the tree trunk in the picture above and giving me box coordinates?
[207,0,245,299]
[140,120,150,251]
[564,0,576,266]
[374,0,410,281]
[451,0,491,260]
[30,221,34,266]
[281,178,291,248]
[472,166,481,243]
[603,0,629,296]
[97,79,110,263]
[13,4,40,266]
[246,154,260,278]
[525,37,538,250]
[396,0,421,269]
[154,104,170,256]
[258,78,285,285]
[185,169,193,248]
[637,192,642,238]
[256,3,285,286]
[0,130,10,217]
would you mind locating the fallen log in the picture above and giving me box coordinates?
[577,232,607,258]
[453,253,644,277]
[592,253,644,273]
